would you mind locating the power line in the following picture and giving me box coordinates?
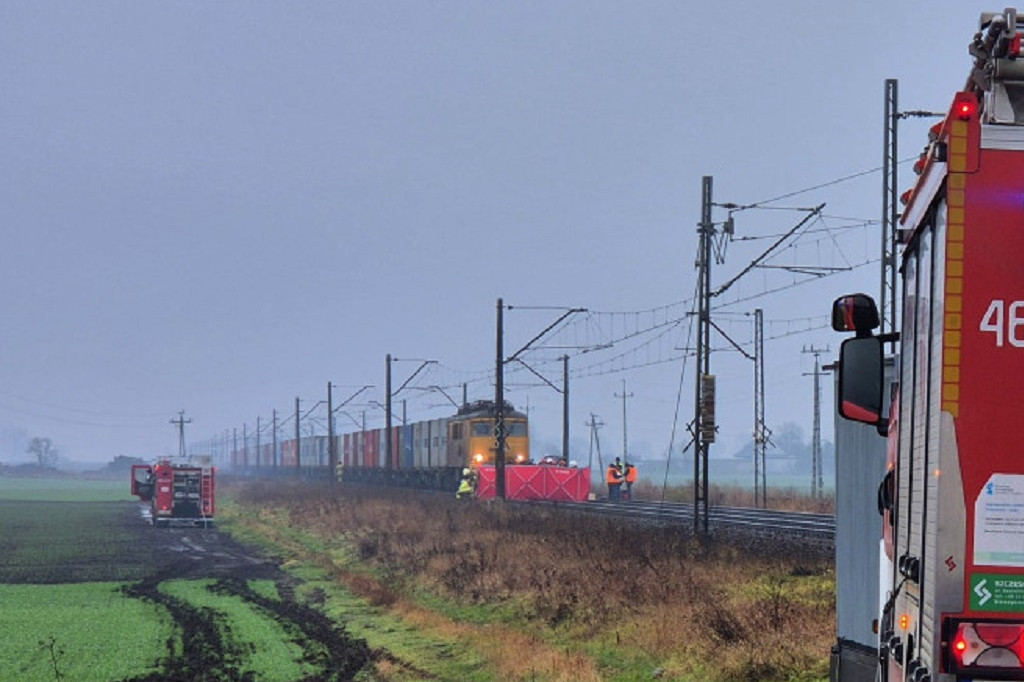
[741,156,918,209]
[212,161,896,457]
[440,194,873,385]
[713,257,878,310]
[0,390,167,419]
[0,400,161,428]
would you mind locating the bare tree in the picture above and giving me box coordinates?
[26,437,59,468]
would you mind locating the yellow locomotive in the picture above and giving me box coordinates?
[447,400,529,467]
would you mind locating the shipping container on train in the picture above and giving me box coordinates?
[228,400,590,502]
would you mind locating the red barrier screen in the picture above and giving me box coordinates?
[475,465,590,502]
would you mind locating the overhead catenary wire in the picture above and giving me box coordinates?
[200,159,896,458]
[737,156,918,209]
[431,234,868,383]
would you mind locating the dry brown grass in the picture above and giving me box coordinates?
[232,480,835,681]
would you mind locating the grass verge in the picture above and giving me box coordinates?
[220,500,500,681]
[220,480,835,682]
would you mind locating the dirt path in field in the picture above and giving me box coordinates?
[113,504,371,682]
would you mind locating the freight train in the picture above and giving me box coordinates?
[226,399,590,501]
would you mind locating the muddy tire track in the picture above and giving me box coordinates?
[118,564,256,682]
[210,577,371,681]
[116,522,374,682]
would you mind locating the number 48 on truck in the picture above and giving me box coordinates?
[833,8,1024,682]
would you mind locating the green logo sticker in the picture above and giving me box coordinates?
[970,573,1024,612]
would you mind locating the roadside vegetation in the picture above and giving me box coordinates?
[0,474,834,681]
[223,479,835,682]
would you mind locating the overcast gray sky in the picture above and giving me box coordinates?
[0,2,995,469]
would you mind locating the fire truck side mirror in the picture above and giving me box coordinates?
[832,294,880,336]
[837,336,885,428]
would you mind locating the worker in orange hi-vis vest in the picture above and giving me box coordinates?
[623,462,637,501]
[606,461,623,502]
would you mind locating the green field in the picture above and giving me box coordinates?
[0,499,157,583]
[0,478,168,679]
[0,475,370,681]
[0,476,132,502]
[0,582,169,681]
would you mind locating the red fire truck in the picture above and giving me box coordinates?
[833,10,1024,681]
[130,459,215,527]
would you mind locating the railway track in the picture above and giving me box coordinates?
[263,477,837,545]
[523,498,836,541]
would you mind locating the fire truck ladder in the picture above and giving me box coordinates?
[969,9,1024,123]
[200,469,214,522]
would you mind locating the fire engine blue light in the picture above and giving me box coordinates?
[967,185,1024,211]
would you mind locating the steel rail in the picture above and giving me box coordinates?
[520,498,836,540]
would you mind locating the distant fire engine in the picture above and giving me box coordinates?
[130,459,215,527]
[833,9,1024,682]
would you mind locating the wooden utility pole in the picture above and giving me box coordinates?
[170,411,192,459]
[586,413,605,474]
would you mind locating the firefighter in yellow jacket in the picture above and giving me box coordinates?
[456,468,477,499]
